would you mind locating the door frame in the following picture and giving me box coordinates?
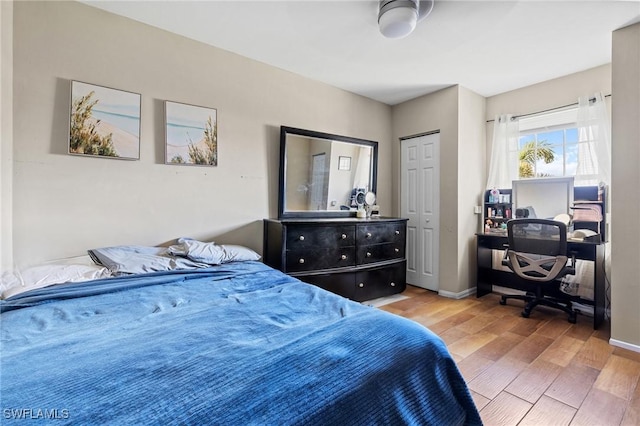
[400,131,440,291]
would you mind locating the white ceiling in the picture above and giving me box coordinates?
[82,0,640,105]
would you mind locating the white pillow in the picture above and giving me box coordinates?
[1,264,111,299]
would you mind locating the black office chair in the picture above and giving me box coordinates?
[500,218,578,323]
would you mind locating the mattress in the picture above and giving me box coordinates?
[1,261,480,425]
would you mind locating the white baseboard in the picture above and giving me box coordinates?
[609,338,640,353]
[438,287,476,300]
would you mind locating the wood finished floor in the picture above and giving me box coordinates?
[379,285,640,426]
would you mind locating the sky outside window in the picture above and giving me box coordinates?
[518,126,579,178]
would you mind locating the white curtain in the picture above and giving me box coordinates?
[575,92,611,186]
[486,114,519,190]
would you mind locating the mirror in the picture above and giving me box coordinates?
[278,126,378,218]
[512,177,574,220]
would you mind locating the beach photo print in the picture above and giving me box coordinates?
[165,101,218,167]
[69,80,141,160]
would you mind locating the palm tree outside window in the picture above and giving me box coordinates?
[517,126,579,179]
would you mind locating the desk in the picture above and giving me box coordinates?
[476,233,605,329]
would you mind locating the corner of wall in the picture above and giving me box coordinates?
[1,0,14,270]
[457,86,487,293]
[611,21,640,349]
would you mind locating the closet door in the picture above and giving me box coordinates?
[401,132,440,291]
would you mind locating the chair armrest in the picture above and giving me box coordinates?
[501,247,511,268]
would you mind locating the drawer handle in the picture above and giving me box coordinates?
[390,282,396,287]
[298,258,305,264]
[394,248,400,253]
[299,235,305,241]
[366,232,372,238]
[341,254,347,260]
[341,233,347,239]
[366,252,372,258]
[395,230,400,235]
[358,283,364,288]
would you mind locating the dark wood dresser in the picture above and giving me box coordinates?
[263,217,408,301]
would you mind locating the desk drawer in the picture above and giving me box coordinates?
[477,234,509,250]
[567,242,597,261]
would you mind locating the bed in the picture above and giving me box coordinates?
[1,242,481,425]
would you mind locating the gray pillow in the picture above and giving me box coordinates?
[168,238,261,264]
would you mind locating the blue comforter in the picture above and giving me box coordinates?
[1,261,481,425]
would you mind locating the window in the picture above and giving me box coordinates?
[516,107,597,183]
[487,95,610,191]
[518,126,579,178]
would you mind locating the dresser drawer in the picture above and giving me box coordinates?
[357,242,405,264]
[286,247,356,272]
[264,218,407,301]
[286,225,355,249]
[353,261,406,302]
[357,223,405,245]
[296,272,356,300]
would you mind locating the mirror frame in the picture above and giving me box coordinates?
[278,126,378,219]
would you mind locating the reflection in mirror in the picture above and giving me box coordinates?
[285,137,372,211]
[278,127,378,218]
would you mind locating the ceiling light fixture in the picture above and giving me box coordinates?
[378,0,434,39]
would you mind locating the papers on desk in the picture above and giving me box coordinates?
[568,229,600,243]
[560,259,595,301]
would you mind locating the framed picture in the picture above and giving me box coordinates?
[69,80,141,160]
[165,101,218,166]
[338,156,351,171]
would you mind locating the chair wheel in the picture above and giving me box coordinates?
[568,313,577,324]
[521,311,530,318]
[499,298,507,306]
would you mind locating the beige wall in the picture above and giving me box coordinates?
[391,86,463,295]
[6,1,391,266]
[1,0,13,270]
[457,87,486,294]
[391,85,486,296]
[486,64,612,120]
[611,22,640,349]
[485,64,612,161]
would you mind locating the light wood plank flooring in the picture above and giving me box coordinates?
[379,285,640,426]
